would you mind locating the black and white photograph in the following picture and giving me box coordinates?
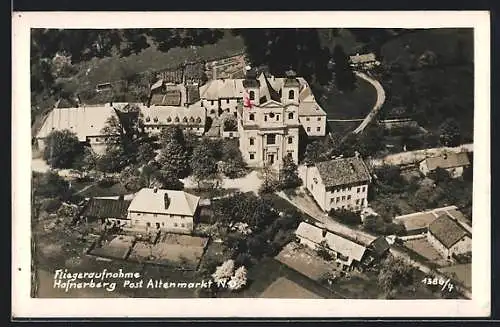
[12,11,490,318]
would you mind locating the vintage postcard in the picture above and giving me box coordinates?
[12,11,490,318]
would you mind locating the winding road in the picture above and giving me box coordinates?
[352,71,386,135]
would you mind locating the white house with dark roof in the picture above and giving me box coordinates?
[427,214,472,259]
[305,156,371,212]
[349,53,380,70]
[295,222,367,270]
[127,188,200,234]
[419,152,471,178]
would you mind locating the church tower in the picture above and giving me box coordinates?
[281,70,300,105]
[242,68,260,105]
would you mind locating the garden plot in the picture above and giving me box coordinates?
[89,235,135,260]
[128,233,209,269]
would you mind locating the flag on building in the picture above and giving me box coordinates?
[243,91,253,108]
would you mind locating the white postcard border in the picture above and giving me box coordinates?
[12,11,491,318]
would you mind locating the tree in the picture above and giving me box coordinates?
[158,139,190,179]
[279,153,301,189]
[229,266,248,291]
[428,167,451,185]
[211,259,235,284]
[42,130,83,169]
[136,142,156,165]
[258,163,279,195]
[439,118,461,147]
[32,171,69,199]
[80,147,99,171]
[119,166,144,192]
[148,169,184,190]
[378,256,417,296]
[333,44,356,92]
[96,145,129,173]
[316,240,335,261]
[191,139,219,188]
[329,208,362,225]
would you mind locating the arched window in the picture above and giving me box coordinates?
[183,117,188,123]
[196,117,202,124]
[166,116,172,122]
[249,90,255,100]
[153,117,158,122]
[288,112,294,119]
[175,116,180,123]
[249,113,255,121]
[288,89,295,100]
[145,116,151,122]
[210,109,216,114]
[189,117,195,123]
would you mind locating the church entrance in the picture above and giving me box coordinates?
[267,154,275,165]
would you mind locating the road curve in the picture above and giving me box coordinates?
[352,71,386,134]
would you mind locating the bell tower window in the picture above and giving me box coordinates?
[249,90,255,100]
[288,90,295,100]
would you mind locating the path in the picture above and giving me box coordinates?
[276,178,472,299]
[369,143,473,168]
[352,71,386,135]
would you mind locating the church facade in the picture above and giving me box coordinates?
[237,70,301,168]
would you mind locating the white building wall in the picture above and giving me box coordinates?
[449,236,472,255]
[327,184,369,212]
[128,211,193,234]
[299,115,327,136]
[305,166,328,211]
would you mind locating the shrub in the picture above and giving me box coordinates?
[329,208,362,225]
[40,198,62,213]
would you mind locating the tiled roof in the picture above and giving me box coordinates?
[81,199,131,219]
[141,102,206,127]
[369,237,390,256]
[184,62,205,81]
[316,157,371,188]
[422,152,471,171]
[295,222,367,262]
[150,90,182,106]
[158,69,183,84]
[284,77,300,87]
[128,188,200,216]
[299,101,327,117]
[428,214,470,249]
[186,85,200,104]
[36,106,119,141]
[199,79,246,100]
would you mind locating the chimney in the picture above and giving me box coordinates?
[164,193,171,209]
[443,153,448,160]
[110,101,113,107]
[153,187,158,193]
[350,163,356,174]
[322,228,327,238]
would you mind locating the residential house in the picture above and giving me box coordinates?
[35,105,120,155]
[305,156,371,212]
[349,53,380,70]
[394,205,471,236]
[127,187,200,234]
[80,198,131,225]
[140,102,206,136]
[419,152,471,178]
[295,222,367,271]
[427,214,472,259]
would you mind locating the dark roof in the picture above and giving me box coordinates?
[369,237,390,256]
[284,77,300,87]
[186,85,200,104]
[150,90,182,106]
[158,69,183,84]
[423,152,470,171]
[243,79,260,88]
[428,214,470,249]
[184,62,205,81]
[81,199,131,219]
[316,157,371,188]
